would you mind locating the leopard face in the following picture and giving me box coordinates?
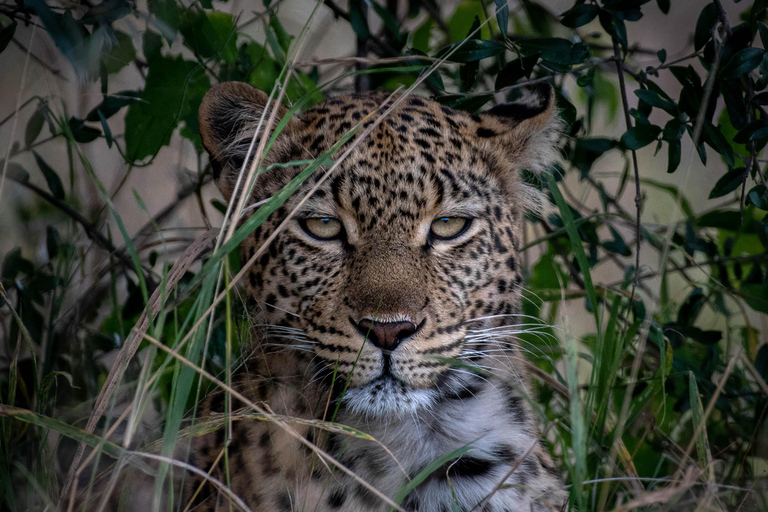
[199,83,559,418]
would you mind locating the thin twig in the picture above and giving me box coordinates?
[612,39,642,316]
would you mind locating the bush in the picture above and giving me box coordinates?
[1,0,767,510]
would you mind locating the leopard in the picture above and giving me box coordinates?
[185,80,568,512]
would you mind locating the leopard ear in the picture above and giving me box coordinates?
[199,81,301,200]
[474,84,560,174]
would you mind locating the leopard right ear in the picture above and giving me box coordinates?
[199,82,301,200]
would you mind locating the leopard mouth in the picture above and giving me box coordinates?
[341,375,438,417]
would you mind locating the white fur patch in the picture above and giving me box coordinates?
[343,377,438,418]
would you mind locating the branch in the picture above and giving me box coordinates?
[612,39,643,313]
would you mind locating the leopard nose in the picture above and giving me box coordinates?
[353,318,420,352]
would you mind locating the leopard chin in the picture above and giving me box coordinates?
[342,376,439,418]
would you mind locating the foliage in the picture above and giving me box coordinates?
[1,0,767,510]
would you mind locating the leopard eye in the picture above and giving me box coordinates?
[430,217,472,240]
[300,217,343,240]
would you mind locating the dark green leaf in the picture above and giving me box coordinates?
[98,110,113,148]
[694,3,718,51]
[620,124,661,150]
[32,151,65,200]
[657,48,666,63]
[494,55,538,89]
[720,47,765,79]
[143,30,163,63]
[435,39,506,63]
[561,4,599,28]
[46,226,60,260]
[662,119,684,141]
[734,120,768,143]
[709,168,746,199]
[741,284,768,314]
[2,248,31,280]
[603,227,631,256]
[25,107,45,147]
[349,0,371,41]
[147,0,182,40]
[494,0,509,36]
[268,16,295,55]
[576,66,595,87]
[0,21,17,54]
[701,121,735,168]
[103,30,136,74]
[371,1,401,40]
[760,23,768,50]
[656,0,670,14]
[179,11,237,63]
[747,185,768,210]
[518,38,589,66]
[667,139,681,173]
[634,89,677,114]
[460,16,481,91]
[68,117,101,143]
[124,56,210,161]
[86,91,142,121]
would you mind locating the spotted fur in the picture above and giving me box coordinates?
[188,82,567,512]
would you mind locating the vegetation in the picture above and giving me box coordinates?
[1,0,767,510]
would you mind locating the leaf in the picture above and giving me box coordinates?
[0,21,17,54]
[518,38,590,66]
[741,283,768,314]
[371,1,401,40]
[494,0,509,36]
[449,0,493,42]
[719,47,765,79]
[435,39,506,63]
[694,3,718,51]
[494,55,538,89]
[147,0,182,40]
[656,0,670,14]
[460,17,481,91]
[25,107,45,147]
[68,117,101,143]
[86,91,142,121]
[708,168,746,199]
[98,109,113,148]
[103,30,136,74]
[733,119,768,144]
[634,89,677,114]
[46,226,60,259]
[32,151,65,200]
[561,4,599,28]
[747,185,768,210]
[124,56,210,161]
[620,125,661,150]
[701,121,735,168]
[411,19,433,53]
[0,405,125,460]
[179,10,237,63]
[348,0,370,40]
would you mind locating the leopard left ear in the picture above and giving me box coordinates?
[474,84,560,174]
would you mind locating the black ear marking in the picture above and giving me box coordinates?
[487,84,553,123]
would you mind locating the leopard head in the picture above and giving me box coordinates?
[199,82,560,417]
